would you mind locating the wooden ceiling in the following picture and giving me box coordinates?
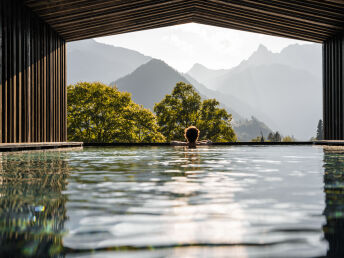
[23,0,344,42]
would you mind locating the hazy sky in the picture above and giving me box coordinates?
[95,23,310,73]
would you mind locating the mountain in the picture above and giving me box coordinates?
[114,58,244,120]
[234,116,273,142]
[113,58,272,141]
[183,73,278,129]
[187,43,322,140]
[67,39,151,85]
[187,44,322,89]
[113,59,189,110]
[187,63,228,89]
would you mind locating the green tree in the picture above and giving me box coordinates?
[316,119,323,140]
[251,136,263,142]
[154,82,200,140]
[198,99,236,142]
[282,135,296,142]
[268,131,282,142]
[154,82,236,142]
[67,82,165,143]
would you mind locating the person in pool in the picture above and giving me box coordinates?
[170,126,212,148]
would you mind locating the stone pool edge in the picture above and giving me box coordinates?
[2,141,343,152]
[0,142,83,152]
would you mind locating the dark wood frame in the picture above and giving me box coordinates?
[0,0,67,143]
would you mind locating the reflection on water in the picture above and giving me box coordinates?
[323,150,344,257]
[0,150,70,257]
[1,146,344,257]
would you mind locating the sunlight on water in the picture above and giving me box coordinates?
[1,146,344,257]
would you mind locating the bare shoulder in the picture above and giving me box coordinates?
[170,141,187,146]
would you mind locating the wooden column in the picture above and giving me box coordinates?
[323,32,344,140]
[0,0,67,143]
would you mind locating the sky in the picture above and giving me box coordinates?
[95,23,311,73]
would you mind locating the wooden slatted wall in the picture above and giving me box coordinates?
[323,32,344,140]
[0,0,67,143]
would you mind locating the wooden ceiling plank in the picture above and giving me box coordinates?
[245,0,344,21]
[64,16,193,41]
[35,0,187,20]
[287,0,344,9]
[52,5,194,33]
[258,0,344,16]
[60,9,194,36]
[23,0,344,42]
[195,3,337,36]
[45,1,193,26]
[193,17,324,42]
[207,0,344,29]
[194,10,327,41]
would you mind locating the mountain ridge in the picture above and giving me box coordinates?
[113,58,273,141]
[67,39,152,85]
[186,43,322,139]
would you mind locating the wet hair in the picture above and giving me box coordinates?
[184,126,200,143]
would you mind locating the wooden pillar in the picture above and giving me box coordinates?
[323,32,344,140]
[0,0,3,143]
[0,0,67,143]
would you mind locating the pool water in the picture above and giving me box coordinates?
[0,146,343,257]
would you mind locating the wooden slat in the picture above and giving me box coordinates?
[1,0,67,143]
[194,17,324,43]
[0,0,2,143]
[23,0,344,42]
[194,4,332,40]
[10,4,16,143]
[61,10,194,39]
[18,5,22,142]
[324,33,344,140]
[52,4,194,33]
[198,1,341,33]
[64,17,193,41]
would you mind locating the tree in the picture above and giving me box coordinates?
[251,136,263,142]
[67,82,165,143]
[198,99,236,142]
[154,82,236,142]
[267,131,282,142]
[282,136,296,142]
[316,119,323,140]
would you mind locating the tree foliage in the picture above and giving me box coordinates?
[154,82,237,142]
[282,136,296,142]
[251,136,263,142]
[268,131,282,142]
[67,82,165,143]
[316,119,323,140]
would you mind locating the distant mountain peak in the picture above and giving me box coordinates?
[236,44,273,68]
[256,44,269,52]
[131,58,180,75]
[193,63,207,68]
[146,58,166,66]
[250,44,272,58]
[188,63,209,73]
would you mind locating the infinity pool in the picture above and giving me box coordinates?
[0,146,343,257]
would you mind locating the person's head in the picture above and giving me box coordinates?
[184,126,200,144]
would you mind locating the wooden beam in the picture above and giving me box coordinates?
[23,0,344,42]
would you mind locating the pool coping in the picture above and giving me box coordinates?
[83,142,313,147]
[0,142,83,152]
[83,141,344,146]
[1,140,343,152]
